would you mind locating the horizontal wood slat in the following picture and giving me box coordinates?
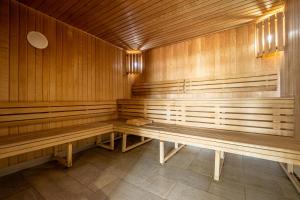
[0,101,117,127]
[0,122,113,159]
[133,73,278,96]
[118,98,294,136]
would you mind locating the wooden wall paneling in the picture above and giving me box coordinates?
[257,22,263,57]
[0,0,9,102]
[284,0,300,140]
[87,36,92,101]
[48,17,56,102]
[0,1,132,170]
[269,15,276,52]
[56,22,63,101]
[27,10,36,102]
[77,31,83,101]
[42,14,50,102]
[35,13,44,102]
[277,12,285,51]
[139,23,282,99]
[72,30,78,101]
[263,19,269,54]
[95,36,99,101]
[91,37,96,101]
[9,0,19,102]
[82,34,88,101]
[19,5,28,102]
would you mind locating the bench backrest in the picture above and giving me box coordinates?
[118,98,294,136]
[132,73,278,96]
[0,101,117,129]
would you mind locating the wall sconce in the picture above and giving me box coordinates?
[256,10,285,57]
[126,50,143,74]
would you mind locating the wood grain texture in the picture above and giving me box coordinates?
[0,0,131,170]
[118,98,294,137]
[137,23,283,98]
[16,0,284,50]
[284,0,300,140]
[114,120,300,165]
[132,73,278,97]
[0,0,10,102]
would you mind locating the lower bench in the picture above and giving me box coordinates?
[0,122,114,167]
[113,121,300,187]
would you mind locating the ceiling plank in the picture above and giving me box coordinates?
[17,0,285,50]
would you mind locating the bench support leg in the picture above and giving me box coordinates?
[53,143,73,168]
[280,163,300,193]
[53,146,58,157]
[159,141,185,165]
[66,143,72,167]
[122,133,152,152]
[96,132,115,150]
[160,141,165,164]
[214,150,225,181]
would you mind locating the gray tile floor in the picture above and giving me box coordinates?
[0,138,299,200]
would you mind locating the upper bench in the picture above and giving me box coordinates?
[132,73,278,96]
[118,98,294,137]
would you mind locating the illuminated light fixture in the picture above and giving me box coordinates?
[126,50,143,74]
[267,35,272,43]
[256,9,285,57]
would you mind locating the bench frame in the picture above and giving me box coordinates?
[122,133,152,152]
[114,123,300,184]
[159,140,185,164]
[53,143,73,167]
[280,163,300,193]
[96,132,115,151]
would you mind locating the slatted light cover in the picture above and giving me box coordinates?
[126,51,143,74]
[256,11,285,57]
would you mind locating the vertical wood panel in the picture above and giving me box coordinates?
[0,0,10,101]
[263,19,269,54]
[277,12,285,51]
[141,23,282,98]
[257,22,263,56]
[270,15,276,52]
[0,0,131,169]
[9,0,19,102]
[284,0,300,139]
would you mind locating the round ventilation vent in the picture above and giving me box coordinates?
[27,31,48,49]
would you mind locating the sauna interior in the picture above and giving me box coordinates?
[0,0,300,199]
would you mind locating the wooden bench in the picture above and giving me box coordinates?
[0,101,117,168]
[132,73,278,96]
[116,98,299,189]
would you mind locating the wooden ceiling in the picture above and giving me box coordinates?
[18,0,285,50]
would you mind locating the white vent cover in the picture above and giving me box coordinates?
[27,31,48,49]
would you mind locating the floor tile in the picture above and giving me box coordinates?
[167,182,226,200]
[4,188,45,200]
[140,175,176,198]
[0,173,31,199]
[158,165,212,191]
[209,178,245,200]
[0,140,298,200]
